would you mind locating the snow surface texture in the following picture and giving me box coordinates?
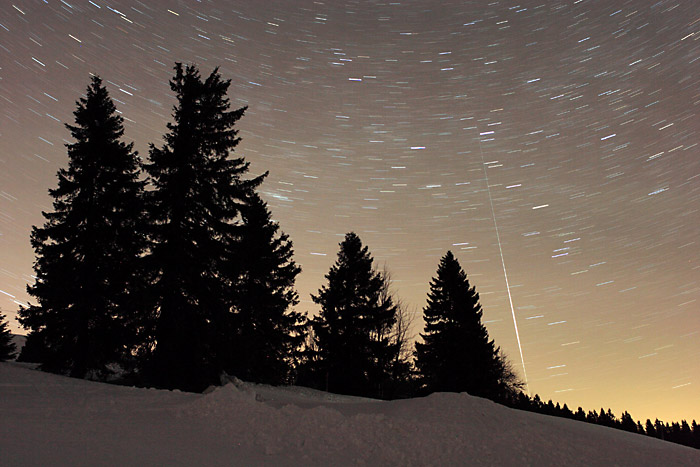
[1,363,698,466]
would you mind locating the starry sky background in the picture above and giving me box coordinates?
[1,0,698,423]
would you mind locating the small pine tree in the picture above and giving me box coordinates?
[679,420,693,447]
[644,419,654,437]
[561,403,573,418]
[531,394,543,410]
[545,400,556,415]
[225,192,305,385]
[655,419,666,440]
[414,251,522,399]
[143,63,264,391]
[587,410,598,423]
[620,411,638,433]
[18,76,146,378]
[0,312,17,361]
[16,333,44,363]
[308,232,398,398]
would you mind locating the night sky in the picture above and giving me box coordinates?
[1,0,698,423]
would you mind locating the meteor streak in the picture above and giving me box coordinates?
[478,136,529,394]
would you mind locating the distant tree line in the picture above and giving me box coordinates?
[8,63,696,451]
[501,392,700,450]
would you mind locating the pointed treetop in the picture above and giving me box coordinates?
[66,75,125,144]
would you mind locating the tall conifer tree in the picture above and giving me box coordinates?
[415,251,521,399]
[0,312,17,361]
[18,76,146,377]
[144,64,264,391]
[308,232,398,398]
[225,192,305,385]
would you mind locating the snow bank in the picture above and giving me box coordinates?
[1,363,697,466]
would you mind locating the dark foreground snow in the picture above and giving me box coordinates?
[1,363,697,466]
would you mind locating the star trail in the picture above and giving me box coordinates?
[1,0,698,422]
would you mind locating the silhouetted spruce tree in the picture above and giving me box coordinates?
[561,403,574,419]
[544,400,556,416]
[644,419,656,437]
[620,411,638,433]
[414,251,522,399]
[654,419,666,440]
[308,232,398,398]
[680,420,693,446]
[585,410,597,423]
[224,191,305,385]
[670,422,682,444]
[143,63,264,391]
[18,77,146,378]
[598,408,615,428]
[0,312,17,361]
[16,330,45,363]
[531,393,543,410]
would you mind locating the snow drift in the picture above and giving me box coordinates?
[1,362,697,466]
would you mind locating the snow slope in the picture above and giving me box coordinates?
[1,363,697,466]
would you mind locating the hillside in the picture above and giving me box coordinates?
[1,363,697,466]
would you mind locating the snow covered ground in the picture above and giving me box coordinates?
[1,362,698,466]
